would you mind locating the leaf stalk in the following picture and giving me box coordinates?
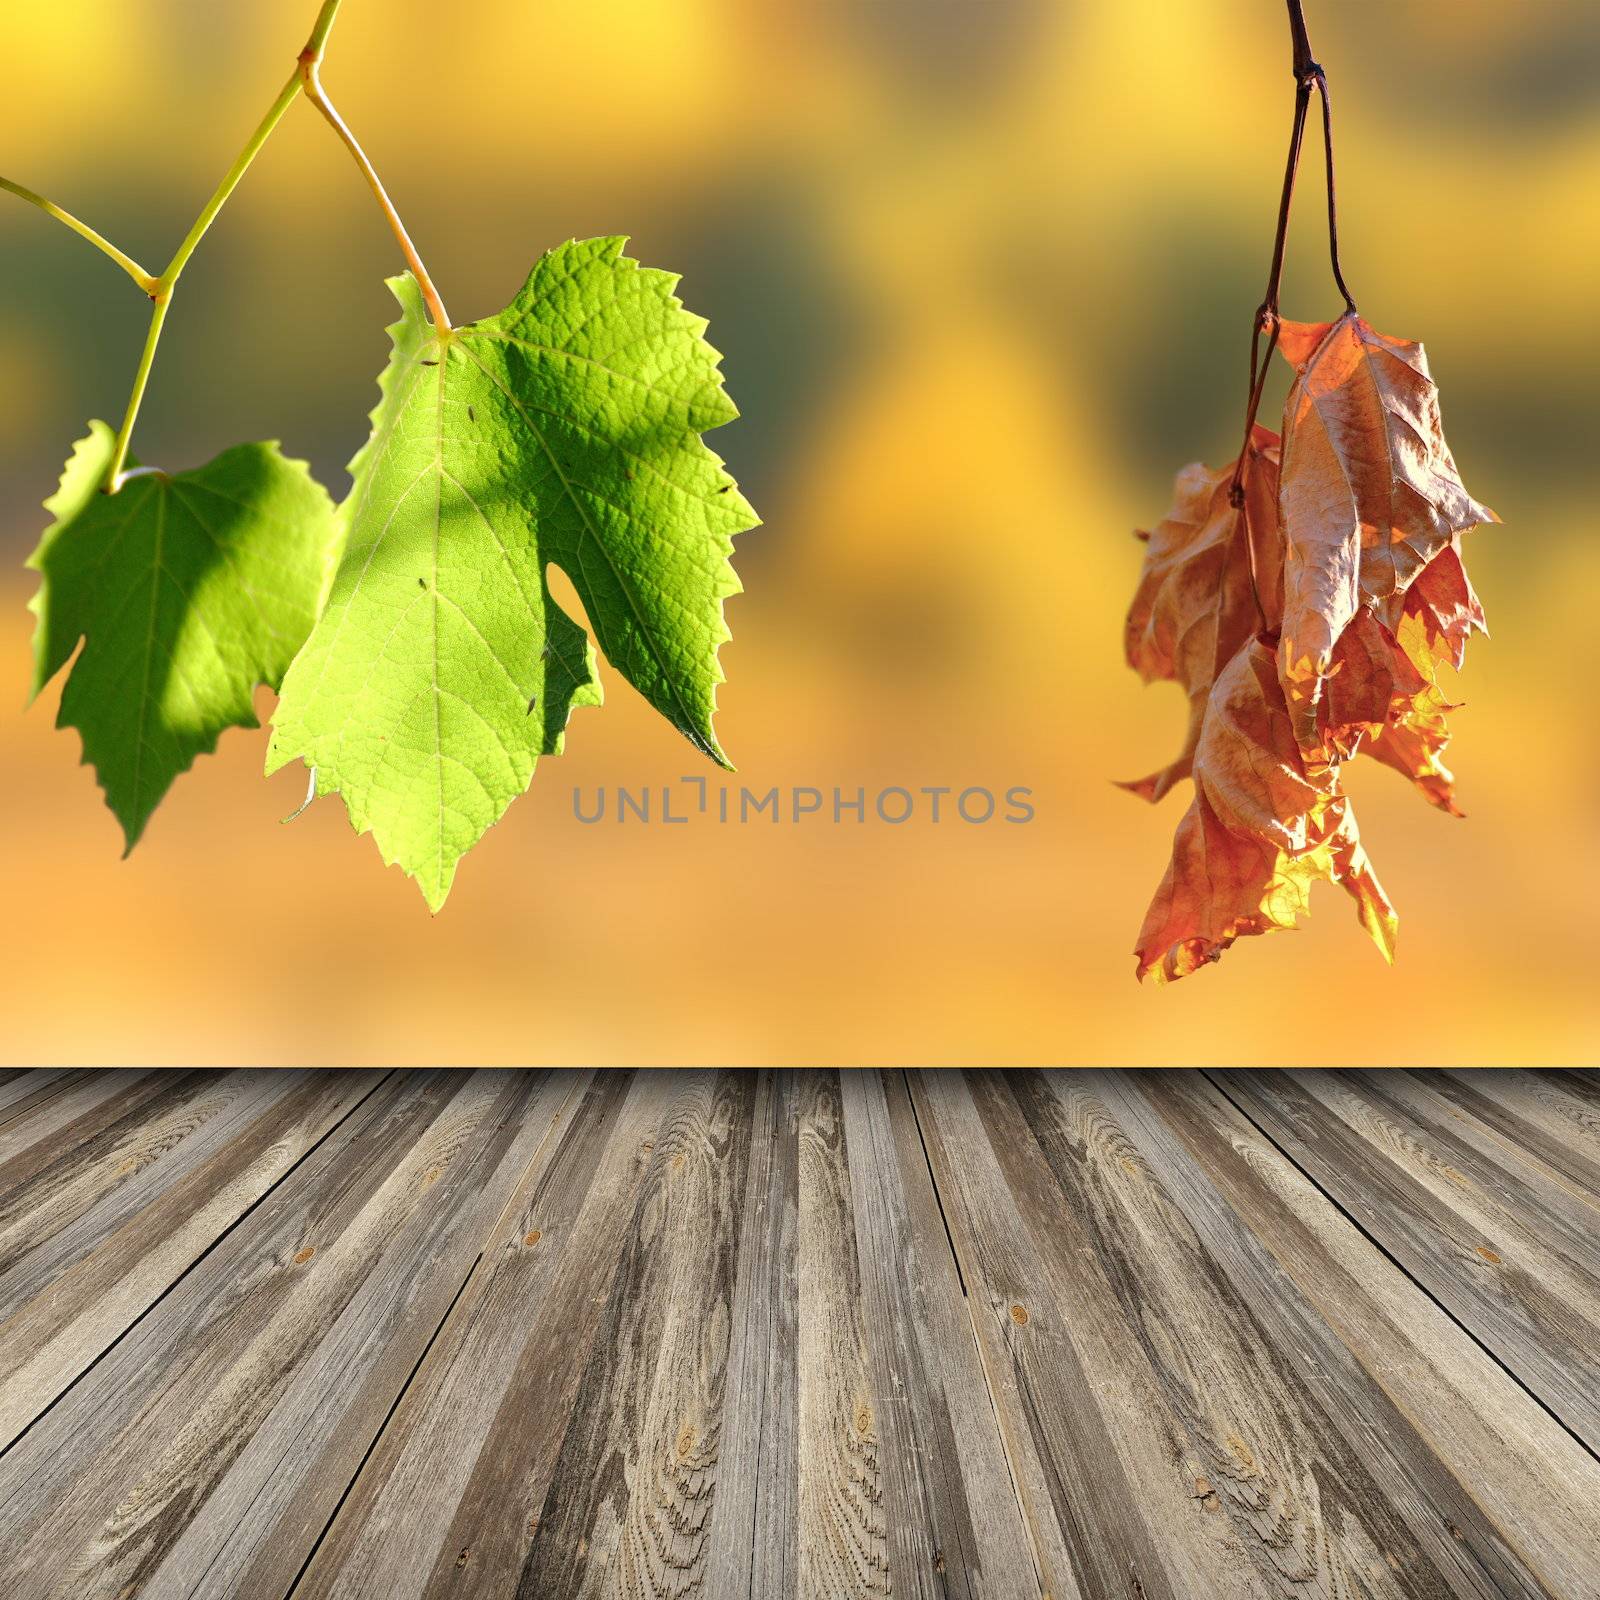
[296,55,452,333]
[104,296,172,493]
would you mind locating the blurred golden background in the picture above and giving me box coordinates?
[2,0,1595,1066]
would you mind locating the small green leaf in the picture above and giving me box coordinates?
[268,238,758,911]
[29,422,338,849]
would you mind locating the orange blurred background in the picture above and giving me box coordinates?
[2,0,1595,1066]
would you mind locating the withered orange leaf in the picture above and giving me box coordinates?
[1121,11,1501,983]
[1366,703,1462,817]
[1318,610,1427,762]
[1275,312,1497,765]
[1135,639,1396,984]
[1357,536,1487,815]
[1121,425,1281,802]
[1398,535,1487,673]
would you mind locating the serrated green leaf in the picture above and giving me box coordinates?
[267,237,758,911]
[29,422,338,850]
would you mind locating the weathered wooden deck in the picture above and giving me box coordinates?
[0,1068,1597,1599]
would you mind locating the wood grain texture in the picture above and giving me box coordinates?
[912,1067,1200,1600]
[521,1070,756,1598]
[0,1070,579,1599]
[0,1069,384,1448]
[795,1069,891,1598]
[0,1071,105,1162]
[1417,1070,1600,1202]
[0,1071,161,1189]
[0,1070,71,1123]
[2,1069,1597,1600]
[0,1070,291,1318]
[702,1068,800,1600]
[291,1068,650,1600]
[1218,1069,1600,1451]
[296,1069,1042,1600]
[416,1068,698,1598]
[1014,1071,1456,1599]
[1153,1070,1600,1599]
[837,1069,1038,1600]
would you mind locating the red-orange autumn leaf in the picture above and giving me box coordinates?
[1361,537,1487,814]
[1121,425,1281,802]
[1134,639,1396,983]
[1275,312,1497,766]
[1123,317,1495,982]
[1123,12,1501,983]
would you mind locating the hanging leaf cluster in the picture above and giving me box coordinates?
[11,3,755,911]
[1122,26,1498,983]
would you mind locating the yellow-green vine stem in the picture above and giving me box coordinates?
[6,0,452,492]
[103,1,347,490]
[297,45,451,331]
[0,177,159,295]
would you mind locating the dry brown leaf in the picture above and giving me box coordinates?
[1275,312,1497,765]
[1358,536,1486,814]
[1121,425,1281,801]
[1399,534,1487,672]
[1318,610,1427,761]
[1367,704,1462,817]
[1135,639,1396,983]
[1123,316,1494,979]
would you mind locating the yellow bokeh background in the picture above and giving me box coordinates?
[2,0,1595,1065]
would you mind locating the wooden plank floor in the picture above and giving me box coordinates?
[0,1070,1596,1599]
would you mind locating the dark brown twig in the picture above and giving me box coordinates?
[1227,0,1359,616]
[1286,0,1317,77]
[1313,70,1358,313]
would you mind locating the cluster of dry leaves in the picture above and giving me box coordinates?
[1123,312,1497,982]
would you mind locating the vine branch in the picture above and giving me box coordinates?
[100,3,348,491]
[0,177,159,295]
[103,63,310,490]
[1286,0,1316,78]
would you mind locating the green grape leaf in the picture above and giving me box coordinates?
[28,422,338,850]
[267,237,758,911]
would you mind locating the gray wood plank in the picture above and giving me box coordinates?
[519,1070,758,1598]
[0,1069,577,1600]
[913,1068,1249,1600]
[703,1068,800,1600]
[1153,1069,1600,1599]
[0,1068,384,1448]
[0,1068,106,1158]
[9,1067,1598,1600]
[0,1068,176,1196]
[795,1069,891,1598]
[1219,1069,1600,1451]
[1419,1070,1600,1200]
[839,1069,1039,1600]
[299,1070,681,1599]
[305,1068,1039,1600]
[1013,1071,1446,1598]
[1366,1072,1600,1258]
[289,1068,658,1600]
[0,1070,71,1121]
[0,1070,296,1319]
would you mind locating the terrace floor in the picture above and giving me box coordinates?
[0,1067,1597,1599]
